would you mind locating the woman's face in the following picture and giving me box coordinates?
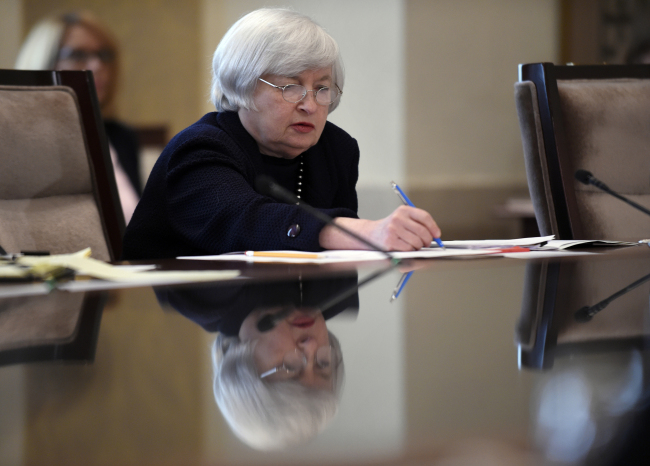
[56,24,113,107]
[238,67,332,159]
[239,308,333,389]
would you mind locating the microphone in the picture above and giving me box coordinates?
[574,270,650,322]
[253,174,402,332]
[574,169,650,217]
[254,175,395,261]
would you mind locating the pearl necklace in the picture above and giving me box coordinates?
[295,155,304,203]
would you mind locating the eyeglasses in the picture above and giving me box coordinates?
[259,78,342,106]
[57,47,115,65]
[260,345,339,379]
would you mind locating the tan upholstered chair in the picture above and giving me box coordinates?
[515,63,650,241]
[0,70,124,260]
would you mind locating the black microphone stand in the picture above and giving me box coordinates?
[575,169,650,217]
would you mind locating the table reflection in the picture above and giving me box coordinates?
[516,252,650,464]
[3,250,650,465]
[0,291,106,366]
[155,274,358,450]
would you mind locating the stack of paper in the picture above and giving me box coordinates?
[179,235,638,264]
[1,248,240,285]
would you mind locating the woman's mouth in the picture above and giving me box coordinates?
[290,122,315,133]
[290,317,316,328]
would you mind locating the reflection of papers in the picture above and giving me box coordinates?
[180,248,498,264]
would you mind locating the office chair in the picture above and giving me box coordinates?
[0,69,124,260]
[515,63,650,240]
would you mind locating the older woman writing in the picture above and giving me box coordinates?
[122,8,440,260]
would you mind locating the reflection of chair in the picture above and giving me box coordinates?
[0,291,106,366]
[516,256,650,369]
[515,63,650,240]
[0,69,125,260]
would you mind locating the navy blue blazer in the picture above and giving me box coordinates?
[122,111,359,259]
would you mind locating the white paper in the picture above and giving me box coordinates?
[179,248,499,264]
[433,235,555,249]
[536,239,637,250]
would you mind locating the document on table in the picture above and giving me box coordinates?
[4,248,240,284]
[432,236,637,250]
[536,239,637,250]
[433,236,555,249]
[179,248,503,264]
[177,235,639,264]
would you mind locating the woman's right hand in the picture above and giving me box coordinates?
[319,206,441,251]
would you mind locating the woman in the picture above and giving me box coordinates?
[155,275,356,450]
[122,8,440,259]
[15,11,141,223]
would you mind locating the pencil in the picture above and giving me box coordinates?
[244,251,321,259]
[390,181,446,249]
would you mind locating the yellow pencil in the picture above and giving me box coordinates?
[244,251,321,259]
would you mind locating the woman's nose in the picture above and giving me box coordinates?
[296,336,318,357]
[297,91,318,113]
[84,56,105,72]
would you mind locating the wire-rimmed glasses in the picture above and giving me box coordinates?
[258,78,342,105]
[57,47,115,65]
[260,345,338,379]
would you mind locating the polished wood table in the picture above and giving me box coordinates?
[1,246,650,465]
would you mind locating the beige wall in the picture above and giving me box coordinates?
[0,0,22,69]
[21,0,206,137]
[404,0,559,240]
[406,0,559,190]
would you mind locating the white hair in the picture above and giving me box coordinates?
[212,331,344,450]
[14,17,65,69]
[210,8,344,113]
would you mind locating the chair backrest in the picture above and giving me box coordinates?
[0,69,124,260]
[515,63,650,240]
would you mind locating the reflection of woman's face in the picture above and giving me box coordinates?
[56,24,112,107]
[239,309,332,389]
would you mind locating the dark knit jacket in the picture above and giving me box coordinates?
[122,111,359,259]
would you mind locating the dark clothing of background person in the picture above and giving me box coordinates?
[104,119,142,194]
[122,111,360,260]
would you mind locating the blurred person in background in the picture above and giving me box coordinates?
[15,11,141,224]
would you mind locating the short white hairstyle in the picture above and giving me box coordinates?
[14,17,65,70]
[211,8,344,113]
[212,331,345,450]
